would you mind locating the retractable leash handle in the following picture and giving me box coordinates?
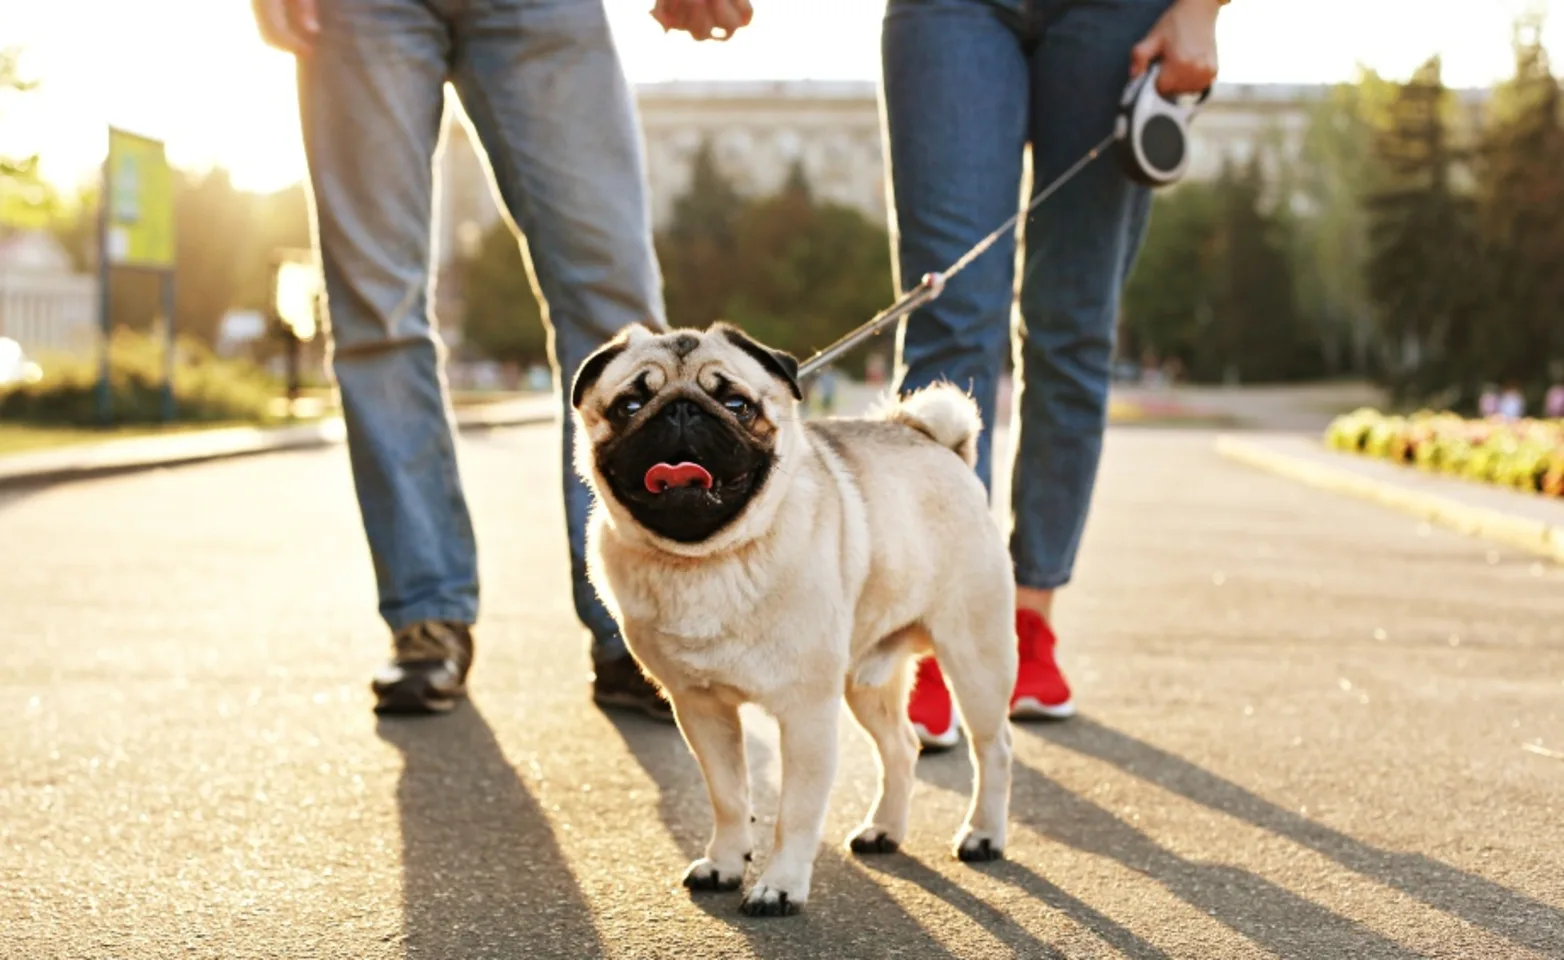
[1115,61,1212,188]
[796,65,1208,380]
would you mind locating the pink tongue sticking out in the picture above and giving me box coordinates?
[644,461,714,494]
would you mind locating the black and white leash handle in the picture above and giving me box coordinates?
[1116,61,1212,188]
[796,62,1209,380]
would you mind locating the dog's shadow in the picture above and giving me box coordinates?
[608,710,989,959]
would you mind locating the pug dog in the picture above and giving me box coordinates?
[571,323,1016,917]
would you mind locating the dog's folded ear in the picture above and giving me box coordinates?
[713,323,803,401]
[573,325,651,409]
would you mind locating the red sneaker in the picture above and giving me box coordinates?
[908,655,960,750]
[1010,609,1076,720]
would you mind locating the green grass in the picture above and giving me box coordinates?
[0,421,258,456]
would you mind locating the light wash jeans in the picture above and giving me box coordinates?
[883,0,1168,590]
[298,0,663,662]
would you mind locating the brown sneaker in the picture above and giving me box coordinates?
[371,620,474,715]
[592,654,674,723]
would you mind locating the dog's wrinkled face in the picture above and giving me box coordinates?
[571,323,802,545]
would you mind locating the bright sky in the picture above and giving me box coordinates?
[0,0,1557,194]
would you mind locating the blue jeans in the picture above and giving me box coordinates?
[883,0,1166,590]
[298,0,663,661]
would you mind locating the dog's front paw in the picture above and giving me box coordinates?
[682,857,746,893]
[739,880,802,917]
[847,823,902,856]
[954,828,1005,863]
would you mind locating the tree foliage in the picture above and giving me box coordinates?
[1127,17,1564,403]
[453,219,547,366]
[1364,57,1485,406]
[714,159,893,360]
[0,48,38,182]
[659,152,892,363]
[1122,158,1316,383]
[1363,22,1564,411]
[1288,70,1395,375]
[457,146,894,370]
[1472,15,1564,402]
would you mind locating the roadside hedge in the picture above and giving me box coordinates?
[1325,409,1564,497]
[0,329,279,426]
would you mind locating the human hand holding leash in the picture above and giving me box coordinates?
[1131,0,1226,96]
[651,0,754,41]
[252,0,319,54]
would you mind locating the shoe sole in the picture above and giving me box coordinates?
[913,721,961,752]
[1009,696,1077,721]
[594,691,676,724]
[373,683,465,716]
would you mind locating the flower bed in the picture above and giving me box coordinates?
[1324,409,1564,497]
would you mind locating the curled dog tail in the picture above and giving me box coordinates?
[872,382,983,468]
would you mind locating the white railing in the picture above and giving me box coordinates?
[0,271,97,359]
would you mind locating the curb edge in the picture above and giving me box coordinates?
[1214,435,1564,565]
[0,407,556,492]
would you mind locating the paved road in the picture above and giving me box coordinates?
[2,425,1561,959]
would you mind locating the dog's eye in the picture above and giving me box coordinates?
[723,396,754,420]
[610,397,644,421]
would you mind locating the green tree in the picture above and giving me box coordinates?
[660,140,745,327]
[0,49,37,181]
[722,160,892,361]
[1122,158,1312,383]
[1364,57,1484,406]
[1119,179,1222,372]
[1287,70,1395,376]
[0,48,52,233]
[1209,158,1314,382]
[453,220,548,366]
[1473,14,1564,405]
[654,148,893,367]
[172,169,251,343]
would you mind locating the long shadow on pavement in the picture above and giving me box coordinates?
[378,703,603,960]
[1027,717,1564,957]
[0,487,34,514]
[853,849,1071,958]
[608,712,969,960]
[919,746,1422,960]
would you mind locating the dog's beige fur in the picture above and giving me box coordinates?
[573,324,1016,915]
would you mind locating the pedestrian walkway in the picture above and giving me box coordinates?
[2,425,1560,958]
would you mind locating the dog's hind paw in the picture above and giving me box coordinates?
[739,881,802,917]
[847,824,902,856]
[683,857,745,893]
[954,828,1005,863]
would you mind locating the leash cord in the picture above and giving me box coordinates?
[796,131,1117,379]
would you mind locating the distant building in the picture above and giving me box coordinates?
[0,231,96,359]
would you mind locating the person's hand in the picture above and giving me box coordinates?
[651,0,754,42]
[1130,0,1222,97]
[253,0,319,54]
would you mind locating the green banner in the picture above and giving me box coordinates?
[105,128,175,269]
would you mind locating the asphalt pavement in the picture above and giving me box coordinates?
[2,425,1561,959]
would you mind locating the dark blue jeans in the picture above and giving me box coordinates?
[884,0,1168,590]
[298,0,663,660]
